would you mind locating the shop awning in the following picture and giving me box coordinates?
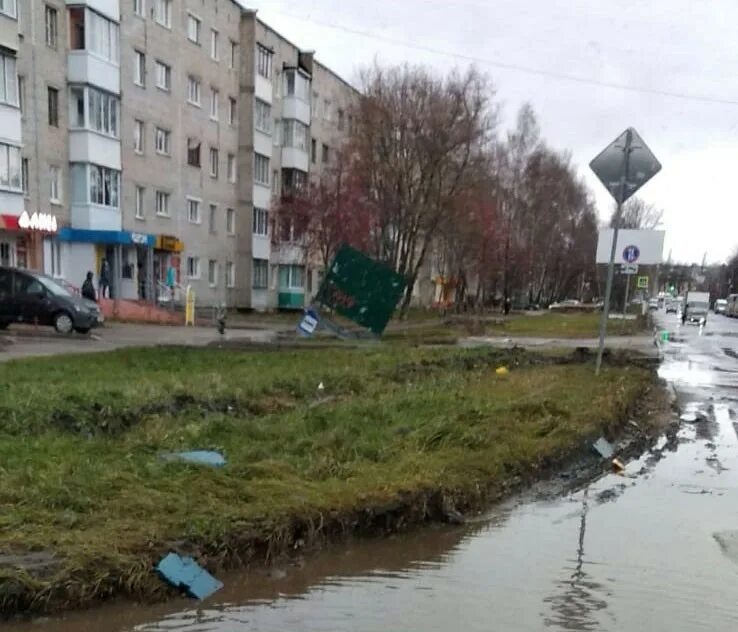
[57,228,156,247]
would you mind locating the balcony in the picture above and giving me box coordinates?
[0,11,18,52]
[65,0,119,21]
[281,97,310,125]
[255,75,272,104]
[281,147,309,172]
[68,52,120,94]
[69,130,121,170]
[71,203,121,231]
[0,102,21,144]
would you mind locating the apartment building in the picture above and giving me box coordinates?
[5,0,357,309]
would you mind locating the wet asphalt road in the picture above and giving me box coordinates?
[9,311,738,632]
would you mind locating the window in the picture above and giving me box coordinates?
[227,153,236,182]
[271,169,279,194]
[17,75,24,115]
[208,260,218,286]
[283,120,309,151]
[133,0,144,17]
[282,168,307,197]
[226,207,235,234]
[253,207,268,236]
[84,9,120,62]
[155,127,171,155]
[186,256,200,279]
[0,54,18,106]
[210,29,219,60]
[338,108,345,131]
[209,147,219,178]
[322,143,330,164]
[208,204,216,234]
[228,97,237,125]
[133,119,144,153]
[21,157,28,195]
[155,60,171,91]
[88,165,119,207]
[273,118,281,146]
[187,198,200,223]
[210,88,219,120]
[47,87,59,127]
[45,5,57,48]
[0,143,21,191]
[323,99,332,121]
[230,41,238,69]
[226,261,234,288]
[187,13,201,44]
[0,0,17,19]
[187,138,201,167]
[252,259,268,289]
[87,87,120,136]
[311,138,316,163]
[278,264,304,290]
[254,153,269,185]
[257,45,272,78]
[134,50,145,86]
[187,75,201,105]
[135,185,145,219]
[284,69,309,101]
[49,165,61,202]
[255,98,271,133]
[154,0,171,28]
[155,190,170,216]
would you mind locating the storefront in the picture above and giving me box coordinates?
[0,211,59,270]
[153,234,185,292]
[56,228,156,300]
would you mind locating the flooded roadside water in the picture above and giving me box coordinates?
[9,315,738,632]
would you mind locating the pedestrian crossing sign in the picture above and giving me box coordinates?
[637,276,649,289]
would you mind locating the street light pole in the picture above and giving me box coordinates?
[596,129,633,375]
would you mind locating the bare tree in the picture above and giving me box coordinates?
[353,63,498,311]
[610,197,663,229]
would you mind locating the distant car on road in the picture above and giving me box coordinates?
[715,298,728,314]
[549,299,581,311]
[0,267,101,334]
[665,298,682,314]
[648,298,659,310]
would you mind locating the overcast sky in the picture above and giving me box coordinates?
[244,0,738,264]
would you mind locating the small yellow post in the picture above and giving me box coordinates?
[185,285,195,326]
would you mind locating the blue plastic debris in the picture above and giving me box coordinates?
[157,553,223,600]
[161,450,226,467]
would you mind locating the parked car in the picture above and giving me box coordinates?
[648,298,660,310]
[549,299,581,311]
[57,278,104,326]
[715,298,728,314]
[0,267,101,334]
[665,297,682,314]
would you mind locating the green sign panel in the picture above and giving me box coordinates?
[316,245,407,335]
[637,275,649,289]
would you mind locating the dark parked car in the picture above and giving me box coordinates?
[0,267,101,334]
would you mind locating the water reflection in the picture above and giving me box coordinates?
[543,488,609,631]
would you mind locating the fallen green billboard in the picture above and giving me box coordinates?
[315,245,407,335]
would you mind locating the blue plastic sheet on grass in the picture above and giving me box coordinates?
[157,553,223,600]
[161,450,227,467]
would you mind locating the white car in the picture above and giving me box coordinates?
[715,299,728,314]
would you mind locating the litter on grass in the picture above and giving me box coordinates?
[161,451,226,467]
[592,437,615,459]
[157,553,223,600]
[495,366,509,376]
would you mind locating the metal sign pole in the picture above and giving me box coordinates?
[623,272,631,316]
[596,130,633,375]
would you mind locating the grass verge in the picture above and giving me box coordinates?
[0,346,655,615]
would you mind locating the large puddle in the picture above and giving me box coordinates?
[9,318,738,632]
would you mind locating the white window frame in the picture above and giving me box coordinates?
[187,12,201,44]
[87,164,120,207]
[230,40,238,69]
[228,97,237,126]
[45,4,58,49]
[187,75,201,106]
[49,165,61,203]
[227,153,236,183]
[226,207,235,235]
[209,147,219,178]
[187,196,201,224]
[254,153,269,186]
[226,261,234,288]
[155,126,171,155]
[186,256,200,280]
[253,207,268,237]
[208,203,217,234]
[155,190,170,216]
[256,44,272,79]
[133,0,145,18]
[155,60,171,91]
[154,0,171,28]
[252,259,269,289]
[255,98,271,134]
[0,54,18,107]
[208,259,218,286]
[0,142,22,192]
[0,0,17,19]
[135,185,145,219]
[210,88,219,120]
[133,119,144,153]
[134,50,145,87]
[210,28,219,61]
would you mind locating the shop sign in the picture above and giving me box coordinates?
[156,234,184,252]
[18,211,58,233]
[130,232,149,245]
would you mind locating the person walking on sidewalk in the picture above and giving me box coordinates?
[81,271,97,302]
[99,259,110,299]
